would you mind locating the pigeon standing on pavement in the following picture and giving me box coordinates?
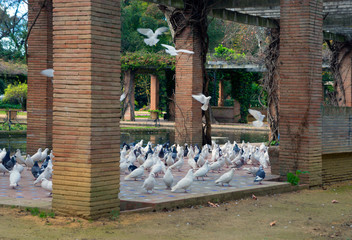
[254,165,266,184]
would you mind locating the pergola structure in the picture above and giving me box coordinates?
[27,0,352,218]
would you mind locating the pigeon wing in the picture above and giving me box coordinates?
[40,69,54,78]
[154,27,169,36]
[161,44,175,51]
[176,49,194,54]
[120,92,126,102]
[137,28,154,37]
[192,94,206,104]
[248,109,265,121]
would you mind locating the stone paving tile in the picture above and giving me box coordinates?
[119,161,278,205]
[0,159,279,211]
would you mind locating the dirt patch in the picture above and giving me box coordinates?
[1,182,352,240]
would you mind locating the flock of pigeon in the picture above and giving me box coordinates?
[0,148,54,195]
[120,139,269,194]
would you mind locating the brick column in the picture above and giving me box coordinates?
[27,0,53,154]
[279,0,323,186]
[218,80,224,106]
[339,46,352,106]
[52,0,121,219]
[175,25,203,146]
[150,74,159,110]
[123,69,135,121]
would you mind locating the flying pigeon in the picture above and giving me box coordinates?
[163,167,174,189]
[137,27,168,46]
[254,165,266,184]
[248,109,265,127]
[192,93,211,111]
[215,168,235,187]
[142,172,156,193]
[171,169,194,193]
[161,44,194,56]
[40,69,54,78]
[120,92,126,102]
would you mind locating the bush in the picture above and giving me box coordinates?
[3,83,27,110]
[0,102,21,109]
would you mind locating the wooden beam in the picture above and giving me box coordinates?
[143,0,184,8]
[209,8,278,28]
[323,31,346,42]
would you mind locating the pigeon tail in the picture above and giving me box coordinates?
[144,38,159,46]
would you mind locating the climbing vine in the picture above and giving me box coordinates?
[260,28,280,143]
[121,51,175,71]
[326,40,352,106]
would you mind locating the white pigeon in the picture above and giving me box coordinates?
[120,160,129,174]
[124,165,144,181]
[120,92,126,102]
[31,148,42,162]
[0,148,6,162]
[34,166,52,185]
[141,173,156,193]
[13,163,24,174]
[215,168,235,187]
[165,153,174,166]
[25,154,34,168]
[163,167,174,189]
[196,154,205,168]
[169,156,184,172]
[137,154,145,166]
[15,149,25,165]
[9,169,21,188]
[248,109,265,127]
[188,157,197,170]
[40,69,54,78]
[49,150,55,160]
[192,93,211,111]
[0,163,9,175]
[41,178,53,195]
[142,154,154,170]
[194,161,209,181]
[161,44,194,56]
[137,27,168,46]
[40,148,49,162]
[171,169,194,193]
[150,159,163,177]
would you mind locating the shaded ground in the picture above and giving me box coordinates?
[1,181,352,240]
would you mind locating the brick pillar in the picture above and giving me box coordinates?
[339,46,352,106]
[27,0,53,154]
[175,25,203,146]
[279,0,323,186]
[123,69,135,121]
[150,74,159,110]
[52,0,121,219]
[218,80,224,106]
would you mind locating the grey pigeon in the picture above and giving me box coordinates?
[254,165,265,184]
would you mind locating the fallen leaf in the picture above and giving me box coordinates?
[252,194,257,200]
[270,221,277,227]
[332,200,338,203]
[208,202,219,207]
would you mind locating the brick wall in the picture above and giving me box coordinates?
[175,24,203,145]
[51,0,121,219]
[27,0,53,154]
[278,0,323,186]
[322,153,352,183]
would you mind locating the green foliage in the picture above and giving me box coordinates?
[121,51,175,71]
[25,207,55,218]
[230,70,262,123]
[287,170,309,186]
[0,102,22,109]
[0,123,27,131]
[110,210,120,221]
[3,83,27,110]
[213,44,246,62]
